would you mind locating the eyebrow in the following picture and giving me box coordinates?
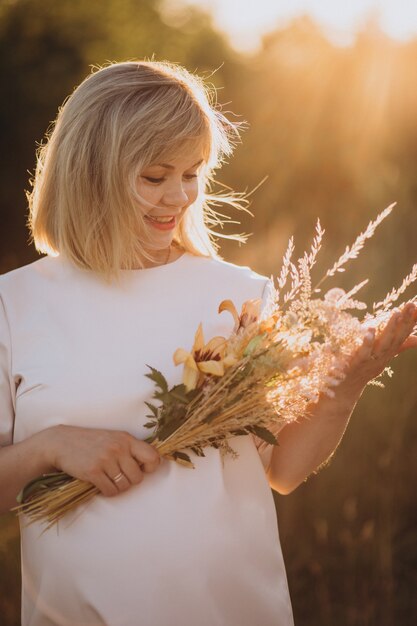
[153,159,204,170]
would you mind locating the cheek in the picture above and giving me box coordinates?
[186,180,200,205]
[135,183,161,213]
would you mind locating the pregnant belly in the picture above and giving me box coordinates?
[20,439,290,626]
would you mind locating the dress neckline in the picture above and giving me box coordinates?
[118,250,189,273]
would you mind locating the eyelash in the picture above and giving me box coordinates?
[143,174,198,184]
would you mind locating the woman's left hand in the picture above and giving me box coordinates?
[341,301,417,394]
[267,301,417,494]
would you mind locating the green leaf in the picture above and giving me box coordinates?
[231,428,249,436]
[158,404,187,426]
[145,365,169,393]
[153,390,172,404]
[233,361,253,384]
[186,388,201,402]
[172,450,192,463]
[243,334,265,357]
[157,417,188,441]
[153,390,188,407]
[202,410,219,424]
[224,392,244,407]
[17,472,71,504]
[168,384,191,404]
[248,425,278,445]
[190,446,205,457]
[144,401,159,417]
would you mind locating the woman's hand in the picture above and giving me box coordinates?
[341,301,417,395]
[267,301,417,495]
[44,425,161,497]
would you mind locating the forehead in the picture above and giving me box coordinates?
[147,139,208,170]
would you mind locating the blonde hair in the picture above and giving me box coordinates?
[27,60,248,281]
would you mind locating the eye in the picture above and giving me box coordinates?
[184,173,198,180]
[143,176,165,184]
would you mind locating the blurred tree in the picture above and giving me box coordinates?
[227,17,417,296]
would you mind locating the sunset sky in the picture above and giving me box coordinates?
[180,0,417,50]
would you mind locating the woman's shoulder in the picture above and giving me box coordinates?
[0,257,68,319]
[0,255,58,292]
[186,253,268,284]
[184,253,271,303]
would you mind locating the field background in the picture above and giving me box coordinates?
[1,1,416,624]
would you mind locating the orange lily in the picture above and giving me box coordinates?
[173,323,229,391]
[218,298,262,333]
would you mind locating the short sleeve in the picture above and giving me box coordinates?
[0,294,15,447]
[252,277,286,474]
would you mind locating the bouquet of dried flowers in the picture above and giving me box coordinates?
[14,203,417,529]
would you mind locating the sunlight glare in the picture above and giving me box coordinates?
[180,0,417,51]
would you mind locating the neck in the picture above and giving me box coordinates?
[140,245,171,269]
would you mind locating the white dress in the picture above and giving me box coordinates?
[0,252,294,626]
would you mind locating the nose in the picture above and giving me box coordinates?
[162,181,189,208]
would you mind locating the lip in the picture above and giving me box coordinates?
[145,214,177,231]
[146,212,181,218]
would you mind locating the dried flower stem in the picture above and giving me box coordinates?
[314,203,395,291]
[373,263,417,313]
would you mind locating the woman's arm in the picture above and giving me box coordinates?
[0,431,57,513]
[267,302,417,495]
[0,425,161,514]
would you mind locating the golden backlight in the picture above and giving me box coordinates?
[182,0,417,52]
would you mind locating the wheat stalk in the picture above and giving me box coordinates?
[373,263,417,313]
[314,203,395,291]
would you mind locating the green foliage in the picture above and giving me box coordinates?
[143,365,202,442]
[243,333,266,356]
[170,450,193,465]
[246,424,278,445]
[16,471,68,504]
[144,365,169,394]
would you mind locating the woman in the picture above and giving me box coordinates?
[0,61,416,626]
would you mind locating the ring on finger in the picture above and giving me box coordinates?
[112,471,125,484]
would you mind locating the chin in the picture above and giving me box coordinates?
[145,235,174,250]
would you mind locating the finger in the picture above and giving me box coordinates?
[104,463,130,493]
[402,301,417,318]
[91,471,120,498]
[351,328,375,365]
[401,302,417,333]
[118,456,144,486]
[373,310,401,355]
[389,305,417,354]
[373,305,414,356]
[397,334,417,354]
[398,302,417,330]
[131,441,161,474]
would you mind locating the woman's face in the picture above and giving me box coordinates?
[136,144,205,252]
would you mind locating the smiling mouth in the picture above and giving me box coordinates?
[145,215,176,224]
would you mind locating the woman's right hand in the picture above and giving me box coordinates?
[44,425,161,497]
